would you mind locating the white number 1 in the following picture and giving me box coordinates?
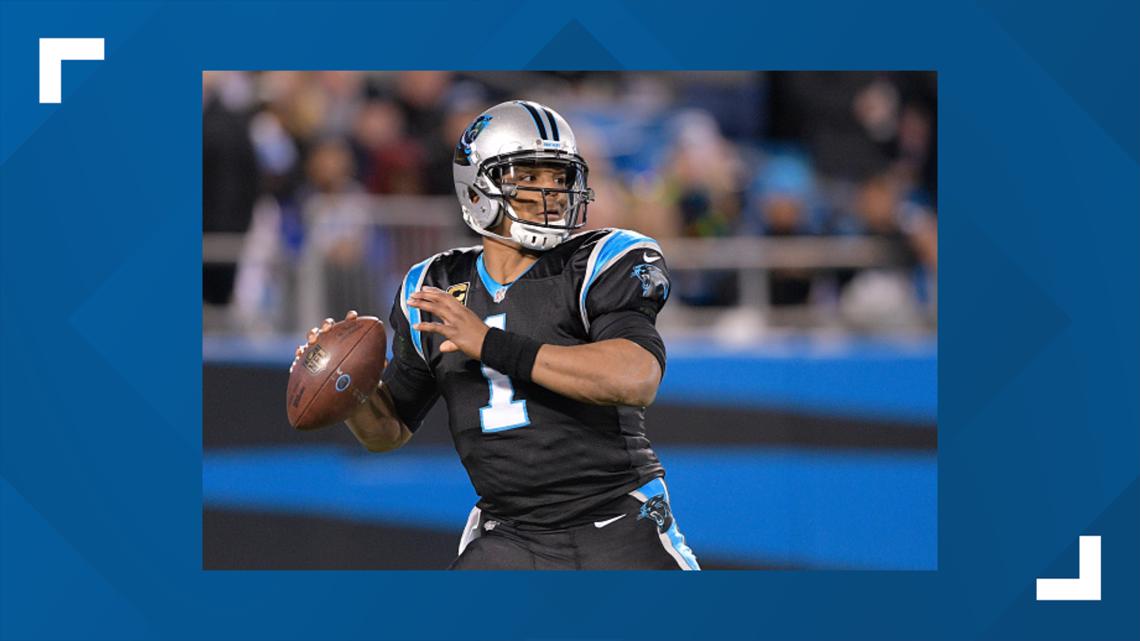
[479,314,530,432]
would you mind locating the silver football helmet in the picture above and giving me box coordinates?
[453,100,594,251]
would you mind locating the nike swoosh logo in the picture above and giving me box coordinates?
[643,252,661,263]
[594,514,627,528]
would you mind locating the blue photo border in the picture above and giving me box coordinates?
[2,1,1138,639]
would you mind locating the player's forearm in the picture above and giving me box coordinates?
[344,384,413,452]
[530,339,661,407]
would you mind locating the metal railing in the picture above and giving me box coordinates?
[203,195,931,334]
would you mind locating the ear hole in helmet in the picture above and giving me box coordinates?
[468,187,480,204]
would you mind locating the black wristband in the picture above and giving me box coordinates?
[480,328,542,382]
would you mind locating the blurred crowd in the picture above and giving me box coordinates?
[204,71,937,333]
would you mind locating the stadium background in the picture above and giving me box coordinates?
[202,71,937,570]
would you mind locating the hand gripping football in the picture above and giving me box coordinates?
[286,316,387,430]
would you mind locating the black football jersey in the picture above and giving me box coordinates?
[380,228,673,526]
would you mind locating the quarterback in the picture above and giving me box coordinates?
[297,101,699,570]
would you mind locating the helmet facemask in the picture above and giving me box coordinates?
[481,153,594,250]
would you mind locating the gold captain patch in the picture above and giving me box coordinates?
[446,282,470,306]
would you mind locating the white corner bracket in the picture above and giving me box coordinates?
[39,38,104,104]
[1036,535,1101,601]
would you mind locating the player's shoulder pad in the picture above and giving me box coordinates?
[399,245,480,362]
[576,228,664,332]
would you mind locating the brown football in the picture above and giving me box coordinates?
[286,316,387,430]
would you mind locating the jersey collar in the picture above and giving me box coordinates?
[476,253,535,303]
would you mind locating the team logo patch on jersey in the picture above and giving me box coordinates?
[631,263,669,302]
[638,494,674,534]
[446,282,470,306]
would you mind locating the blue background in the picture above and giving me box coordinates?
[202,443,936,570]
[202,334,938,571]
[2,1,1138,639]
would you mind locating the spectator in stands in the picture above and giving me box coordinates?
[745,155,819,306]
[312,71,366,138]
[768,72,936,231]
[573,125,638,232]
[203,72,259,306]
[352,99,427,194]
[395,71,455,195]
[432,80,492,201]
[659,110,747,306]
[203,70,938,336]
[297,138,377,320]
[838,173,937,329]
[896,102,936,203]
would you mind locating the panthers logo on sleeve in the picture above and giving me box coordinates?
[631,263,669,302]
[638,494,674,534]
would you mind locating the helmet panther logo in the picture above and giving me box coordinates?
[631,263,669,302]
[453,114,493,166]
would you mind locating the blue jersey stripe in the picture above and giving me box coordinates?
[665,520,701,570]
[401,256,435,361]
[636,477,668,500]
[475,254,505,300]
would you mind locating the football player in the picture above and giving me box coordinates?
[295,101,698,570]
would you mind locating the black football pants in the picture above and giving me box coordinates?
[449,478,700,570]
